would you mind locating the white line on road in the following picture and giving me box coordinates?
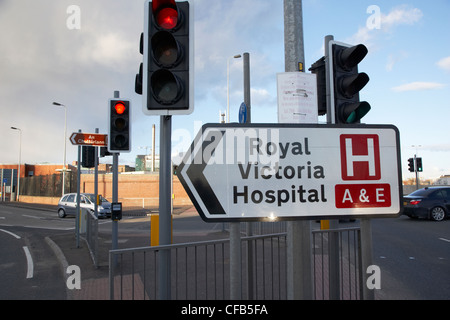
[439,238,450,243]
[22,214,41,220]
[0,228,21,239]
[23,246,34,279]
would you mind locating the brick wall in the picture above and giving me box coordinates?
[80,173,192,207]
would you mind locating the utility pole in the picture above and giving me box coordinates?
[284,0,313,300]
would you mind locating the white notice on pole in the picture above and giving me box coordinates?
[277,72,318,124]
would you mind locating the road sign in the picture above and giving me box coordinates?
[178,123,402,222]
[70,133,107,147]
[239,102,247,124]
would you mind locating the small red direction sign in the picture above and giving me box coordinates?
[70,133,107,147]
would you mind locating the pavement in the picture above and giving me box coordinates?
[7,201,208,300]
[7,201,361,300]
[45,205,206,300]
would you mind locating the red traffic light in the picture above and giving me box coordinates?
[153,0,178,30]
[114,102,126,115]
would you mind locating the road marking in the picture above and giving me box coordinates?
[23,246,34,279]
[22,214,41,220]
[0,228,21,239]
[439,238,450,243]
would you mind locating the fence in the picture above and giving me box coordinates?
[80,209,99,268]
[109,227,362,300]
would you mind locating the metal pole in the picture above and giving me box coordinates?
[159,115,172,300]
[323,34,341,300]
[63,106,67,196]
[414,154,419,190]
[152,124,156,172]
[76,129,81,248]
[243,52,251,124]
[230,223,242,300]
[243,52,254,299]
[360,218,375,300]
[325,35,334,124]
[284,0,313,300]
[94,128,99,218]
[112,91,120,255]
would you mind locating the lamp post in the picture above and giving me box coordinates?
[227,54,242,123]
[53,102,67,196]
[10,127,22,201]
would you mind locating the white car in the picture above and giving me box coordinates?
[57,193,111,218]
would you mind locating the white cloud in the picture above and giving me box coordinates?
[437,56,450,72]
[392,82,446,92]
[381,5,423,30]
[349,5,423,47]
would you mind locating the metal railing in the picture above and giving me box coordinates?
[312,227,362,300]
[109,227,362,300]
[81,209,99,268]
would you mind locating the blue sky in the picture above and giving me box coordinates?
[0,0,449,181]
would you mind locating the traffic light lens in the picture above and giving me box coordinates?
[156,7,178,29]
[115,103,126,115]
[339,44,368,70]
[114,118,126,131]
[343,102,371,124]
[152,31,180,67]
[114,135,127,148]
[151,69,181,104]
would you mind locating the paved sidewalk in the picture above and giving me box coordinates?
[48,206,222,300]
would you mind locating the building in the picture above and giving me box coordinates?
[135,154,160,172]
[0,163,77,201]
[435,175,450,185]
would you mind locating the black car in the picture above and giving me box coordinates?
[403,186,450,221]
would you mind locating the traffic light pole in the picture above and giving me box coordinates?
[414,154,420,190]
[159,115,172,300]
[112,91,120,260]
[284,0,313,300]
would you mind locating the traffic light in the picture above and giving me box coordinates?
[136,0,193,116]
[309,57,327,116]
[329,41,371,124]
[82,146,95,168]
[416,157,423,172]
[108,99,131,153]
[408,158,415,173]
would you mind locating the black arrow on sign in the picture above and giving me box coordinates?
[179,128,227,216]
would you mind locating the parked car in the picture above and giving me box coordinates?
[403,186,450,221]
[57,193,111,219]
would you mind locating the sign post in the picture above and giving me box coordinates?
[178,124,403,221]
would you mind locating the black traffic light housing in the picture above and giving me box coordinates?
[309,57,327,116]
[82,146,96,168]
[416,157,423,172]
[408,158,415,173]
[136,0,193,116]
[108,99,131,153]
[329,41,371,124]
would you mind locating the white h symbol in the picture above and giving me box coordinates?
[345,138,376,177]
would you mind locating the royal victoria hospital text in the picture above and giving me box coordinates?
[231,136,327,208]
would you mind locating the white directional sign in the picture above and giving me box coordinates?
[178,124,403,222]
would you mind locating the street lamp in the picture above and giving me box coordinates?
[53,102,67,196]
[10,127,22,201]
[227,54,242,123]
